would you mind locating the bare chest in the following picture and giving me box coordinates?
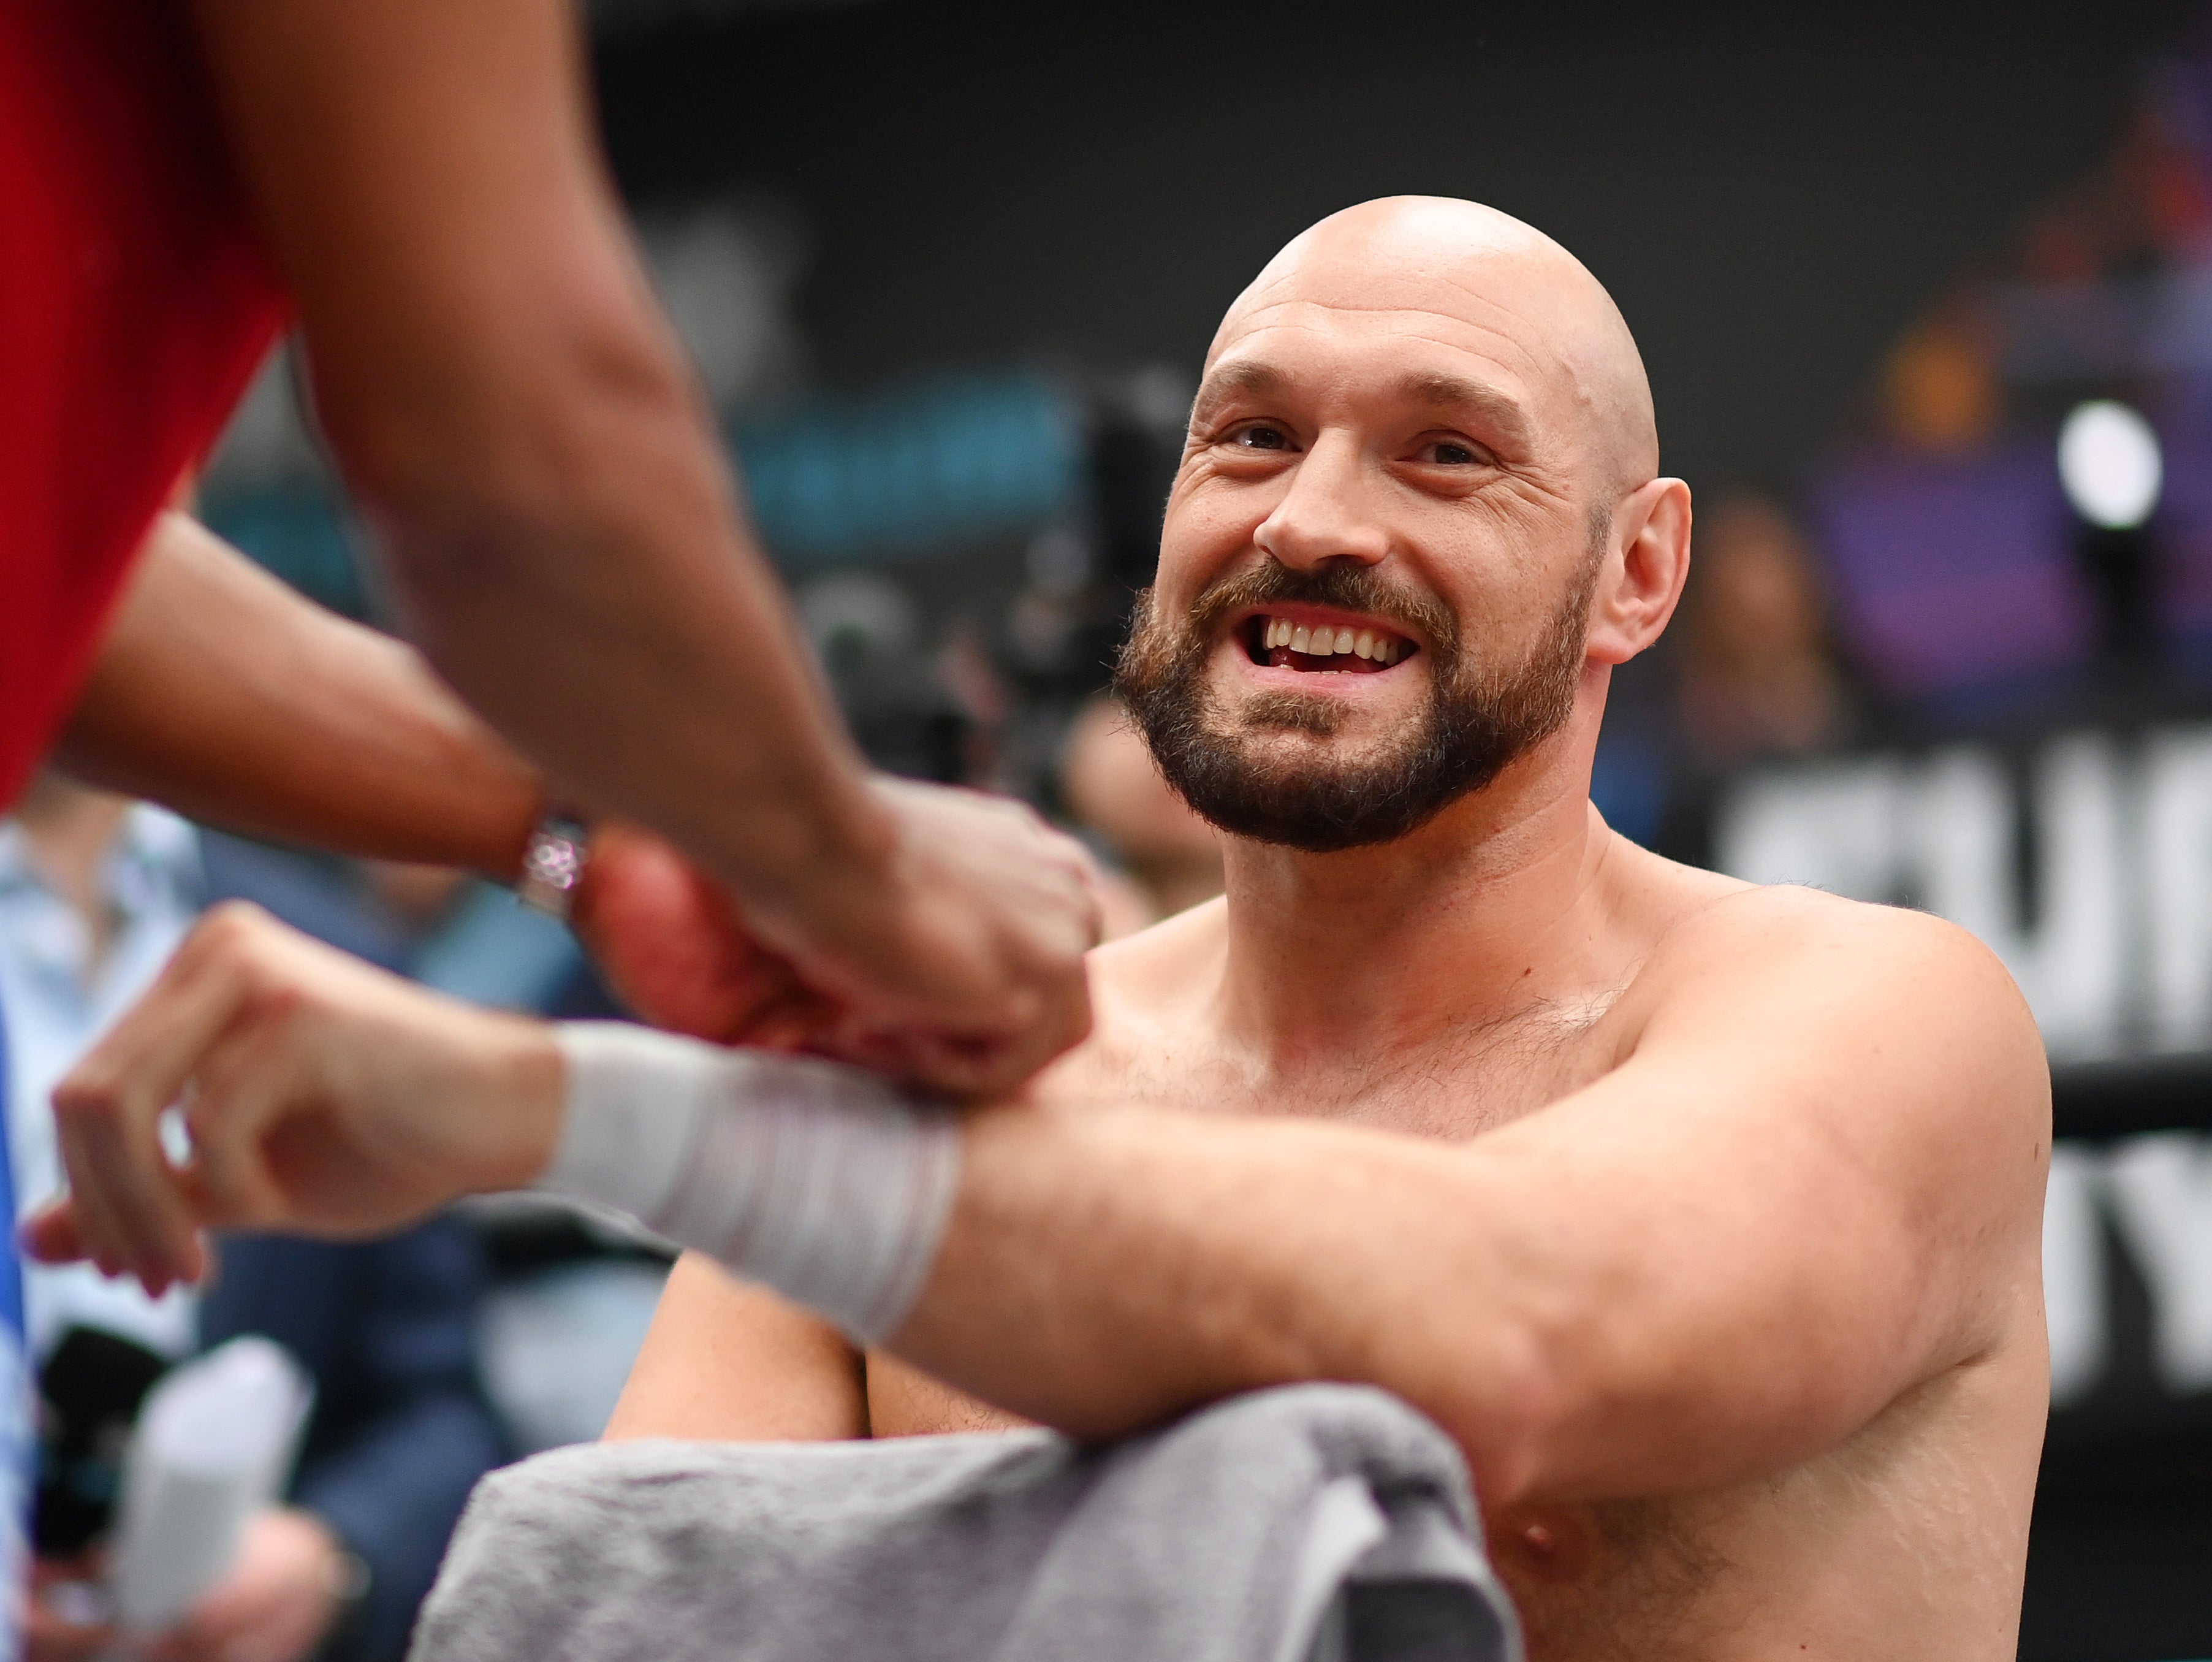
[1043,994,1630,1143]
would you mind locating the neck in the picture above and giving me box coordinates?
[1212,699,1617,1072]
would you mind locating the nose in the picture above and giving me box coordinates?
[1252,431,1391,572]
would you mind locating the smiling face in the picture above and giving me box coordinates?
[1114,197,1659,852]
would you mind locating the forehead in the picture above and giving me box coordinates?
[1203,251,1597,448]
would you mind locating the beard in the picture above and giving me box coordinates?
[1113,543,1602,853]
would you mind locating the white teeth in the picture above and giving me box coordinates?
[1260,616,1408,664]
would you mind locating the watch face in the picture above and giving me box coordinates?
[519,824,588,918]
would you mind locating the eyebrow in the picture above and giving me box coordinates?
[1188,360,1289,424]
[1188,360,1534,453]
[1392,370,1534,452]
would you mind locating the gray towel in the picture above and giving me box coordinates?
[411,1382,1522,1662]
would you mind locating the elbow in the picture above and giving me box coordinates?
[1416,1315,1580,1511]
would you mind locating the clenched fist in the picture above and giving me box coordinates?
[579,777,1103,1098]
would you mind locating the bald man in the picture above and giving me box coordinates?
[36,199,2051,1658]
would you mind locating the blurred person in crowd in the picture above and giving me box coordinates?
[0,775,503,1662]
[1879,299,2003,455]
[1671,497,1862,768]
[48,199,2054,1660]
[1057,696,1222,937]
[1652,495,1874,867]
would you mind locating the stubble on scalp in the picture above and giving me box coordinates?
[1115,514,1607,853]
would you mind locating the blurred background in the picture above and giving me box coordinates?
[20,0,2212,1655]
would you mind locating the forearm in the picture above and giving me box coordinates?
[886,1106,1548,1489]
[53,513,542,877]
[188,0,890,935]
[884,1099,1935,1508]
[538,1031,1868,1506]
[354,361,891,929]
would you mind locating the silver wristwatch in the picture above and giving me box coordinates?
[515,814,590,920]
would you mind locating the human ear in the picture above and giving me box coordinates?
[1585,478,1691,666]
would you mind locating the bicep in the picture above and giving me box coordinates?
[1464,904,2048,1486]
[604,1252,868,1443]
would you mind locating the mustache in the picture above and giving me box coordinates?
[1181,560,1459,657]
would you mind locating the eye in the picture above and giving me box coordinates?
[1228,423,1294,452]
[1418,438,1484,467]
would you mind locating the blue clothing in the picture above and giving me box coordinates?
[0,998,24,1341]
[0,999,26,1662]
[202,1227,507,1662]
[0,808,201,1359]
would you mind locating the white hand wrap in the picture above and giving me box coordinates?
[539,1023,962,1347]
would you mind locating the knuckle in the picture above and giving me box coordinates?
[237,977,303,1029]
[197,899,268,952]
[51,1073,120,1127]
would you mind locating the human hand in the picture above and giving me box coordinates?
[804,776,1100,1093]
[572,821,835,1052]
[142,1508,343,1662]
[22,902,562,1291]
[578,780,1102,1099]
[25,1555,113,1662]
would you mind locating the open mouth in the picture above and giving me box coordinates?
[1241,612,1417,675]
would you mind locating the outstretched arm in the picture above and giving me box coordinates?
[178,0,1098,1091]
[55,514,880,1055]
[31,894,2047,1508]
[56,511,542,876]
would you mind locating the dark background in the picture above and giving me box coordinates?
[596,0,2191,494]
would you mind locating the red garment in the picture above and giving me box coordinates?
[0,0,288,810]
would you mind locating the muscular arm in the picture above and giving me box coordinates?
[605,1254,867,1443]
[35,894,2047,1508]
[882,897,2049,1506]
[184,0,886,935]
[143,0,1099,1089]
[54,512,541,875]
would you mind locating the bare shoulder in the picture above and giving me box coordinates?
[1641,875,2025,1014]
[1078,896,1230,1031]
[1018,898,1229,1107]
[1616,860,2049,1134]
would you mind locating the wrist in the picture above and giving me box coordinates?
[515,810,591,920]
[471,1015,569,1191]
[539,1023,717,1221]
[735,774,901,954]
